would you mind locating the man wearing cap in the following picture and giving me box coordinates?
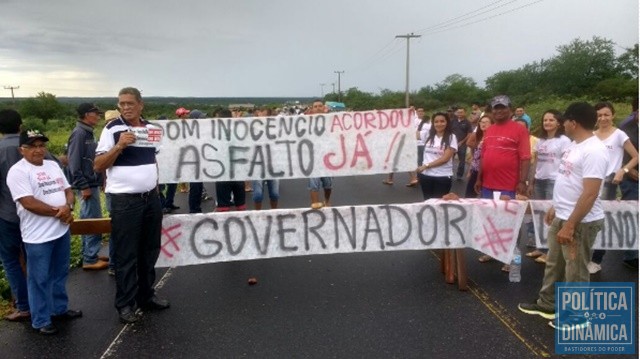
[475,95,530,266]
[94,87,169,324]
[7,129,80,335]
[475,95,530,198]
[68,103,107,270]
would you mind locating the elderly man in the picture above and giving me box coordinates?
[475,95,530,266]
[7,129,80,335]
[94,87,169,324]
[518,102,607,330]
[68,103,107,270]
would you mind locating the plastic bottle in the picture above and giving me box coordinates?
[509,247,522,282]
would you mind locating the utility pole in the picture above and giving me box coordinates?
[395,33,421,108]
[334,71,344,102]
[320,83,326,97]
[4,85,19,106]
[331,83,336,94]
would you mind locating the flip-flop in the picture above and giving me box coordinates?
[478,255,494,263]
[382,180,394,185]
[501,264,511,272]
[405,181,418,187]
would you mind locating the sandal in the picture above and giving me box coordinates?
[478,255,494,263]
[382,180,394,185]
[405,180,418,187]
[501,264,511,272]
[535,254,547,264]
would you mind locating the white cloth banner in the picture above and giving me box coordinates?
[152,109,416,183]
[156,198,527,268]
[528,200,639,250]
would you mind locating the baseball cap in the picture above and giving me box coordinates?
[490,95,511,108]
[175,107,190,117]
[77,103,102,117]
[20,129,49,146]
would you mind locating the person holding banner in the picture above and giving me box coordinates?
[475,95,530,267]
[94,87,169,324]
[416,112,458,199]
[525,110,571,263]
[308,100,332,209]
[588,101,638,274]
[518,102,607,330]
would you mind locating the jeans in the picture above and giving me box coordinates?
[252,180,280,203]
[159,183,177,208]
[480,187,515,199]
[417,145,425,166]
[24,231,71,329]
[418,174,452,200]
[79,187,103,264]
[308,177,332,191]
[110,191,162,310]
[533,179,555,200]
[188,182,203,213]
[536,218,603,311]
[465,170,478,198]
[0,218,29,311]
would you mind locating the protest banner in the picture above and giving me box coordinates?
[529,200,638,250]
[152,109,415,183]
[156,198,527,268]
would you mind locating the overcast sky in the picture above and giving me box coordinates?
[0,0,637,98]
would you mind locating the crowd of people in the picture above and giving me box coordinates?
[0,89,637,335]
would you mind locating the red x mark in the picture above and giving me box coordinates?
[161,223,182,258]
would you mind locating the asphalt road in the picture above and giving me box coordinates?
[0,173,637,358]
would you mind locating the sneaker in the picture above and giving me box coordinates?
[518,302,556,320]
[548,317,590,331]
[587,261,601,274]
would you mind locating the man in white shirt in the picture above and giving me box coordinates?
[7,129,80,335]
[518,102,607,330]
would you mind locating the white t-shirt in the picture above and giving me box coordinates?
[553,136,607,222]
[420,134,458,177]
[534,135,572,180]
[597,128,629,174]
[415,118,431,146]
[7,159,70,244]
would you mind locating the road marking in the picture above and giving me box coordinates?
[99,267,175,359]
[467,278,552,357]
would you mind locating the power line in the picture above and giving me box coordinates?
[415,0,517,33]
[419,0,544,37]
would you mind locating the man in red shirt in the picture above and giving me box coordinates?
[474,95,530,199]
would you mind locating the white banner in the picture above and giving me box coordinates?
[151,109,415,183]
[529,200,639,250]
[156,198,527,268]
